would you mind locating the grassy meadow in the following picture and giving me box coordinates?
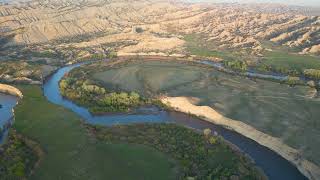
[262,50,320,72]
[183,34,232,59]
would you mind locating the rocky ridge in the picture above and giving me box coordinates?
[0,0,319,56]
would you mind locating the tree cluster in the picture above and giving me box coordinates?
[0,131,38,179]
[60,77,144,113]
[224,60,247,72]
[89,123,264,180]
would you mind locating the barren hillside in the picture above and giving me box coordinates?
[0,0,319,56]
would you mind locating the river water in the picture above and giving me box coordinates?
[0,93,18,144]
[0,62,308,180]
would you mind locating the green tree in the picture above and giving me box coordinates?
[224,60,247,72]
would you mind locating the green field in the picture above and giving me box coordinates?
[262,50,320,72]
[13,85,176,180]
[183,34,259,63]
[94,61,204,96]
[184,34,231,59]
[91,60,320,166]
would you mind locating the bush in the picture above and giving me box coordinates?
[209,137,218,145]
[257,64,272,72]
[90,54,105,60]
[107,51,117,59]
[134,27,143,33]
[224,60,247,72]
[82,84,106,94]
[303,69,320,80]
[287,76,301,86]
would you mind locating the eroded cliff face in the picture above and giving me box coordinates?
[0,0,319,56]
[0,84,23,98]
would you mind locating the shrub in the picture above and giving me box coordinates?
[134,27,143,33]
[287,76,300,86]
[303,69,320,80]
[209,137,218,145]
[107,51,117,58]
[90,53,105,60]
[257,64,272,72]
[224,60,247,72]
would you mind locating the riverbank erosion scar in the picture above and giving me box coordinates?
[161,96,320,180]
[0,84,23,98]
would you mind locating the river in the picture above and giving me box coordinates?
[0,62,308,180]
[0,93,18,144]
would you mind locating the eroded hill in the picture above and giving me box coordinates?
[0,0,319,57]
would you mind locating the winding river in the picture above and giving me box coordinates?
[0,93,18,144]
[0,62,308,180]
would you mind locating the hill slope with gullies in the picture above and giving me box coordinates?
[0,0,319,56]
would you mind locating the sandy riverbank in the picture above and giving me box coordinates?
[0,84,23,98]
[161,96,320,180]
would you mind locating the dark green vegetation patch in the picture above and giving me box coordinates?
[60,75,147,114]
[0,131,38,179]
[90,123,265,180]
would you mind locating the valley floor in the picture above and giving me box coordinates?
[65,58,320,179]
[13,85,176,180]
[4,85,262,179]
